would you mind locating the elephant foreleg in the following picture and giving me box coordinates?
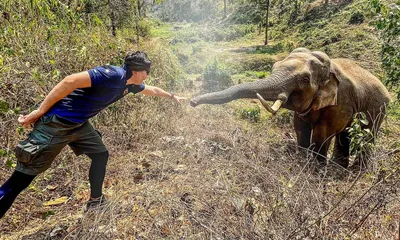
[294,114,313,159]
[331,131,350,168]
[294,114,312,149]
[311,124,335,165]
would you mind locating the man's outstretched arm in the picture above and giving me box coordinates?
[139,85,186,103]
[18,72,91,128]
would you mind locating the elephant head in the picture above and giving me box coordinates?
[190,48,339,115]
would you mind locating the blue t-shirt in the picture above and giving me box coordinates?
[45,65,145,123]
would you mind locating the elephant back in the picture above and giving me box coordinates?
[331,59,391,114]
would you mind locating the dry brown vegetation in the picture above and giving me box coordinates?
[1,94,399,239]
[1,0,400,239]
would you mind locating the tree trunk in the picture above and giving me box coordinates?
[325,0,329,5]
[137,0,141,17]
[135,1,140,45]
[111,11,116,37]
[264,0,270,45]
[224,0,227,18]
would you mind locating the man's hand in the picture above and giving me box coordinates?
[171,95,186,104]
[18,109,43,129]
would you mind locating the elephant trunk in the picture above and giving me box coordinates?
[190,71,293,110]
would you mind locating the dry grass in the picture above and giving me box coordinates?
[1,1,400,238]
[1,97,399,239]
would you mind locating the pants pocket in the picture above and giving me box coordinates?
[15,130,52,164]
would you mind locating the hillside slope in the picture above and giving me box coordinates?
[1,0,399,239]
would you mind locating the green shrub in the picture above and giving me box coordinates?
[349,10,365,25]
[237,105,261,122]
[0,100,9,114]
[270,110,293,126]
[171,24,256,43]
[387,101,400,120]
[140,41,183,91]
[347,112,374,157]
[370,0,400,99]
[201,59,233,93]
[244,71,269,79]
[156,0,218,22]
[138,19,152,37]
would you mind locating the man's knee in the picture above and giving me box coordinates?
[0,171,36,196]
[87,151,109,162]
[0,188,7,199]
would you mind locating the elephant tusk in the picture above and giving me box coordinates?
[271,99,283,112]
[256,93,283,115]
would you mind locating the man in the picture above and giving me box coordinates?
[0,51,186,218]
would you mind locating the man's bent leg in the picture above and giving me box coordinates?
[0,171,36,218]
[87,151,109,198]
[68,123,108,210]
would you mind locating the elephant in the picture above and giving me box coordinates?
[190,48,391,168]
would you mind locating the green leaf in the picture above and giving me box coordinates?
[6,159,16,169]
[52,69,61,79]
[13,107,21,115]
[17,126,24,134]
[91,14,103,26]
[360,119,369,125]
[0,149,7,157]
[42,210,55,219]
[0,100,9,113]
[32,68,40,81]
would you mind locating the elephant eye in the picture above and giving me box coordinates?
[300,77,310,87]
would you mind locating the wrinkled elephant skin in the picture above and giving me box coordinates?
[190,48,391,168]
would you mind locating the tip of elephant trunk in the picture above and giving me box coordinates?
[189,99,199,107]
[256,93,287,115]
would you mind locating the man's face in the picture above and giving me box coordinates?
[132,70,149,85]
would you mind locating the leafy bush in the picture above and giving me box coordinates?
[170,24,256,43]
[349,10,365,24]
[370,0,400,99]
[244,71,269,79]
[140,41,183,91]
[201,59,233,93]
[347,112,374,158]
[156,0,218,22]
[270,109,293,126]
[0,100,9,114]
[138,19,152,37]
[229,0,263,24]
[237,105,261,122]
[387,101,400,120]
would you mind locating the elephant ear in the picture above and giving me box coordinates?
[311,51,331,81]
[310,53,339,110]
[311,74,339,110]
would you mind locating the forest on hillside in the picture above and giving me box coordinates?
[0,0,399,239]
